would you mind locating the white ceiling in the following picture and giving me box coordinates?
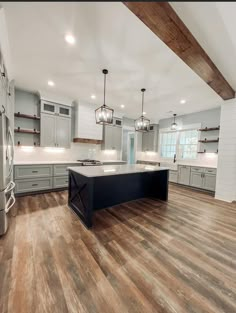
[2,2,228,122]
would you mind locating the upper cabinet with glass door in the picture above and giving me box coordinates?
[41,100,71,117]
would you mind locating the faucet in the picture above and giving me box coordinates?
[173,154,177,163]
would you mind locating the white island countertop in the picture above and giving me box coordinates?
[68,164,168,178]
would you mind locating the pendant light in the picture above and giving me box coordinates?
[171,114,177,130]
[95,69,114,125]
[135,88,150,132]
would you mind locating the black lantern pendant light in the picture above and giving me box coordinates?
[135,88,150,132]
[171,113,177,130]
[95,69,114,125]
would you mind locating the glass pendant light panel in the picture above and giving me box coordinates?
[95,69,114,125]
[135,116,150,132]
[95,105,114,125]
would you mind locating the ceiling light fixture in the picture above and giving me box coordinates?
[171,114,177,130]
[135,89,150,132]
[91,94,96,99]
[180,99,186,104]
[48,80,55,87]
[65,34,75,45]
[95,69,114,125]
[120,104,125,108]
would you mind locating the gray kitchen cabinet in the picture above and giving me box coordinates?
[190,167,216,191]
[112,126,122,150]
[169,170,178,183]
[56,116,71,148]
[53,163,78,176]
[14,163,80,195]
[53,176,69,189]
[40,113,56,147]
[203,173,216,191]
[102,125,122,150]
[190,171,203,189]
[15,177,53,194]
[178,165,191,185]
[41,100,56,115]
[58,104,71,118]
[142,124,159,152]
[41,100,71,117]
[40,114,71,148]
[14,165,53,179]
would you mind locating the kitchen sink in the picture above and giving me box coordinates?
[160,162,178,171]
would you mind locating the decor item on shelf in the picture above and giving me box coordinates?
[95,69,114,125]
[135,88,150,132]
[171,114,177,130]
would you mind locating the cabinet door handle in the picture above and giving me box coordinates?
[32,170,38,173]
[32,183,38,186]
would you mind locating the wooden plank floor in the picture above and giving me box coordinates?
[1,184,236,313]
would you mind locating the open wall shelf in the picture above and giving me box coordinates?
[14,112,40,120]
[199,139,219,143]
[198,126,220,131]
[14,128,40,135]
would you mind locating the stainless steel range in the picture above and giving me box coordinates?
[77,159,102,166]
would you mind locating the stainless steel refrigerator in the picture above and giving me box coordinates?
[0,106,15,235]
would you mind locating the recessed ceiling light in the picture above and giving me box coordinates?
[91,94,96,99]
[120,104,125,108]
[180,99,186,104]
[48,80,55,87]
[65,34,75,45]
[143,111,146,115]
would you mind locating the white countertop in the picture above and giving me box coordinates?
[14,160,126,165]
[68,164,168,178]
[14,160,82,165]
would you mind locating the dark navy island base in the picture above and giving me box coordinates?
[68,166,169,228]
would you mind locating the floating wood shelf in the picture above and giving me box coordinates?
[198,126,220,131]
[198,151,218,154]
[16,141,40,146]
[198,139,219,143]
[14,113,40,120]
[14,128,40,135]
[73,138,103,144]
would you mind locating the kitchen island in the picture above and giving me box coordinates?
[68,164,169,228]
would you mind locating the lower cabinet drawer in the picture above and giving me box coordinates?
[169,171,178,183]
[53,164,79,176]
[14,165,53,179]
[15,178,53,194]
[53,176,69,189]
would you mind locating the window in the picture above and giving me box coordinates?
[160,132,177,158]
[179,130,198,159]
[160,129,198,160]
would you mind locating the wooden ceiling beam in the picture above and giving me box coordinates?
[123,2,235,100]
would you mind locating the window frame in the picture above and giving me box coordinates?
[159,124,200,160]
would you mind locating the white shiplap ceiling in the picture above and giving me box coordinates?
[2,2,227,122]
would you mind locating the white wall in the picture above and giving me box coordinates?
[215,99,236,202]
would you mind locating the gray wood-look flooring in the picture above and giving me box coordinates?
[0,184,236,313]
